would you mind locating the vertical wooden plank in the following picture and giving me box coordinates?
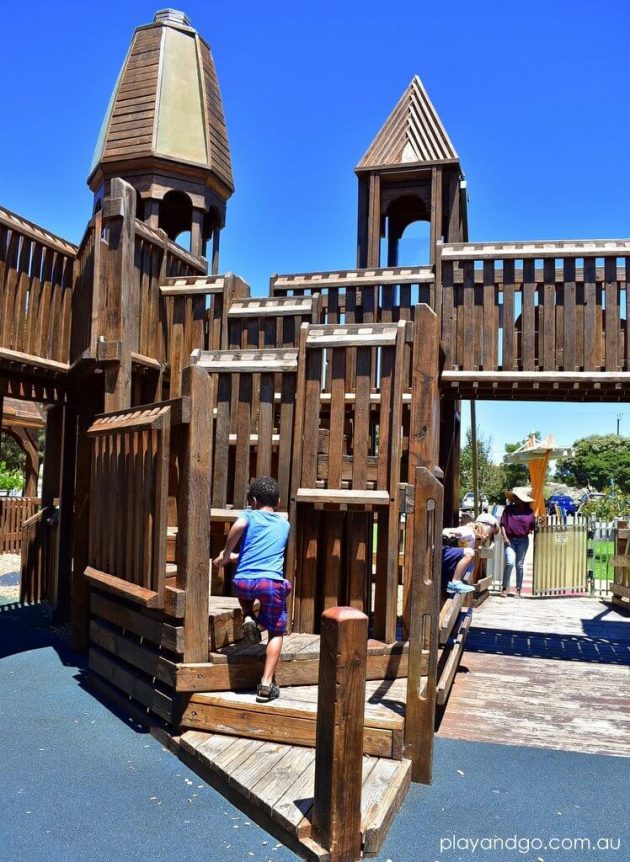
[296,511,320,633]
[441,259,455,368]
[543,258,556,371]
[277,372,295,510]
[212,374,231,508]
[352,347,370,490]
[502,259,515,370]
[313,607,368,862]
[482,260,496,369]
[257,372,274,477]
[323,513,344,611]
[327,349,345,489]
[301,348,323,489]
[233,373,252,509]
[133,431,145,585]
[604,256,619,371]
[366,173,381,268]
[462,260,474,370]
[522,257,536,371]
[178,366,213,661]
[563,258,577,371]
[347,512,369,611]
[584,257,597,370]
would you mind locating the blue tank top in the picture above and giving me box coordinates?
[233,509,290,581]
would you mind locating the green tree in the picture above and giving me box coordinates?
[460,428,504,503]
[555,435,630,493]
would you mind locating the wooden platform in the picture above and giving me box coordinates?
[438,595,630,757]
[181,677,414,759]
[178,730,412,858]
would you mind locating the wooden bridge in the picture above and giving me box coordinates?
[1,10,629,861]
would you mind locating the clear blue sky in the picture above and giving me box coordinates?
[1,1,628,457]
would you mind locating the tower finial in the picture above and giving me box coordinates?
[153,9,192,27]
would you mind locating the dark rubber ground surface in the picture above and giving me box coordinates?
[1,603,627,862]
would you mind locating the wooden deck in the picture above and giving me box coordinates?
[437,595,630,757]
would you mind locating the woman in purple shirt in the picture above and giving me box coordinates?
[500,487,536,597]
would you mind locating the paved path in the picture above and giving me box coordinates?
[438,595,630,757]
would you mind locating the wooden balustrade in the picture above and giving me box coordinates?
[0,206,76,369]
[438,240,630,374]
[0,497,41,553]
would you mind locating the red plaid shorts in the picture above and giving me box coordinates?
[232,577,292,636]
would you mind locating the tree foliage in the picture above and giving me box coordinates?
[460,428,504,503]
[579,491,629,521]
[555,435,630,494]
[0,461,23,492]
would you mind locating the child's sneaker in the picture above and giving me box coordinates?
[242,616,262,645]
[447,580,475,594]
[256,683,280,703]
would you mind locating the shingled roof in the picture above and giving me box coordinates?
[89,10,233,194]
[357,75,458,171]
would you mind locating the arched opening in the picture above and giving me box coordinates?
[382,195,431,266]
[159,190,193,250]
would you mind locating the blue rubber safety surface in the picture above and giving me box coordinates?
[1,602,628,862]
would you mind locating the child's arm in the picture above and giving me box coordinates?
[213,517,248,568]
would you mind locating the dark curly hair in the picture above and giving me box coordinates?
[247,476,280,508]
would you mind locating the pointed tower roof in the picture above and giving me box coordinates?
[356,75,458,171]
[88,9,233,196]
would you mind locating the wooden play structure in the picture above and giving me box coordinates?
[1,10,629,861]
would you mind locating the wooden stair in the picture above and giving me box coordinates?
[181,677,415,759]
[177,626,416,692]
[178,730,412,858]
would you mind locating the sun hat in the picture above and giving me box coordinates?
[507,487,535,504]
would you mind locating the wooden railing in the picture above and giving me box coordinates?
[0,497,41,553]
[20,506,59,604]
[438,240,630,373]
[0,206,77,368]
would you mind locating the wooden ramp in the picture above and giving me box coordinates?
[178,730,412,859]
[181,678,413,759]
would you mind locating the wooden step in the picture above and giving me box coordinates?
[177,632,416,692]
[178,730,411,856]
[437,609,472,706]
[181,678,414,759]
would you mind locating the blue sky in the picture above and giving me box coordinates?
[1,1,628,459]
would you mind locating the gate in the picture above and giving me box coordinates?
[532,515,588,596]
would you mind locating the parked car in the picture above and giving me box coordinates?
[461,492,488,512]
[546,494,577,515]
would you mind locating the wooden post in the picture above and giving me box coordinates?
[404,466,443,783]
[439,399,461,527]
[103,177,137,412]
[177,364,213,661]
[54,403,78,622]
[471,399,479,518]
[404,304,440,634]
[312,606,367,862]
[71,387,101,649]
